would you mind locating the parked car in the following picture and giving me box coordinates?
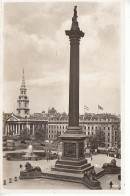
[21,140,26,144]
[108,150,121,159]
[41,143,45,146]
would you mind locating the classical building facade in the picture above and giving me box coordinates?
[3,111,120,148]
[4,113,48,136]
[3,112,12,135]
[47,113,120,148]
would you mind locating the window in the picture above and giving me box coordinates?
[108,139,110,142]
[92,127,93,130]
[88,127,90,130]
[88,132,90,135]
[108,133,110,136]
[104,127,105,130]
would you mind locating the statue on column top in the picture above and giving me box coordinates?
[74,6,77,19]
[72,5,78,22]
[71,6,79,31]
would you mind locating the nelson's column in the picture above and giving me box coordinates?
[51,6,101,189]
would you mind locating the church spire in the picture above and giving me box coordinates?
[21,68,25,87]
[17,69,30,117]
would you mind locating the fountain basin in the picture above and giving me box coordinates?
[5,151,46,161]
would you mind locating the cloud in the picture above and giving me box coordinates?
[3,2,121,114]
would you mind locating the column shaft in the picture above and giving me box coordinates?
[69,39,80,127]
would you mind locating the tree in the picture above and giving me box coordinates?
[48,107,57,116]
[34,126,47,142]
[88,130,105,150]
[20,127,31,141]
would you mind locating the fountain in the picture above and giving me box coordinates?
[22,144,39,160]
[5,143,45,161]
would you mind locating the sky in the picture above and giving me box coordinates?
[3,1,121,115]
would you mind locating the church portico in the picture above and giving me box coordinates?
[4,113,48,138]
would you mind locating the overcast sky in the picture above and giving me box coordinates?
[3,1,121,115]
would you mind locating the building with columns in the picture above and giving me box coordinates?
[4,113,48,136]
[17,69,30,117]
[3,112,12,136]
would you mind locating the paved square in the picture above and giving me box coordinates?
[2,153,121,190]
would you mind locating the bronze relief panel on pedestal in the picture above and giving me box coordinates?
[64,143,76,158]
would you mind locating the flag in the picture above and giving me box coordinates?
[98,105,103,110]
[84,105,89,110]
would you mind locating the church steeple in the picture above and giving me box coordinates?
[17,70,30,117]
[21,68,25,87]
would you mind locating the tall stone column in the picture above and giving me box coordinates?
[65,7,84,131]
[45,7,101,189]
[56,6,86,163]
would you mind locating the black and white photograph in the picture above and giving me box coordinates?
[1,0,125,193]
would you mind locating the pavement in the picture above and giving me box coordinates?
[2,153,121,190]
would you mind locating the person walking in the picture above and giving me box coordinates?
[109,181,113,189]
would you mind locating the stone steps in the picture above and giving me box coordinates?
[51,165,94,174]
[95,168,105,179]
[57,158,87,166]
[42,171,101,190]
[55,163,91,170]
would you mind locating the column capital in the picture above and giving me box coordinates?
[65,29,84,40]
[65,6,84,40]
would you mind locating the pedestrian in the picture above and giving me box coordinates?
[47,157,48,161]
[109,181,113,189]
[91,155,93,161]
